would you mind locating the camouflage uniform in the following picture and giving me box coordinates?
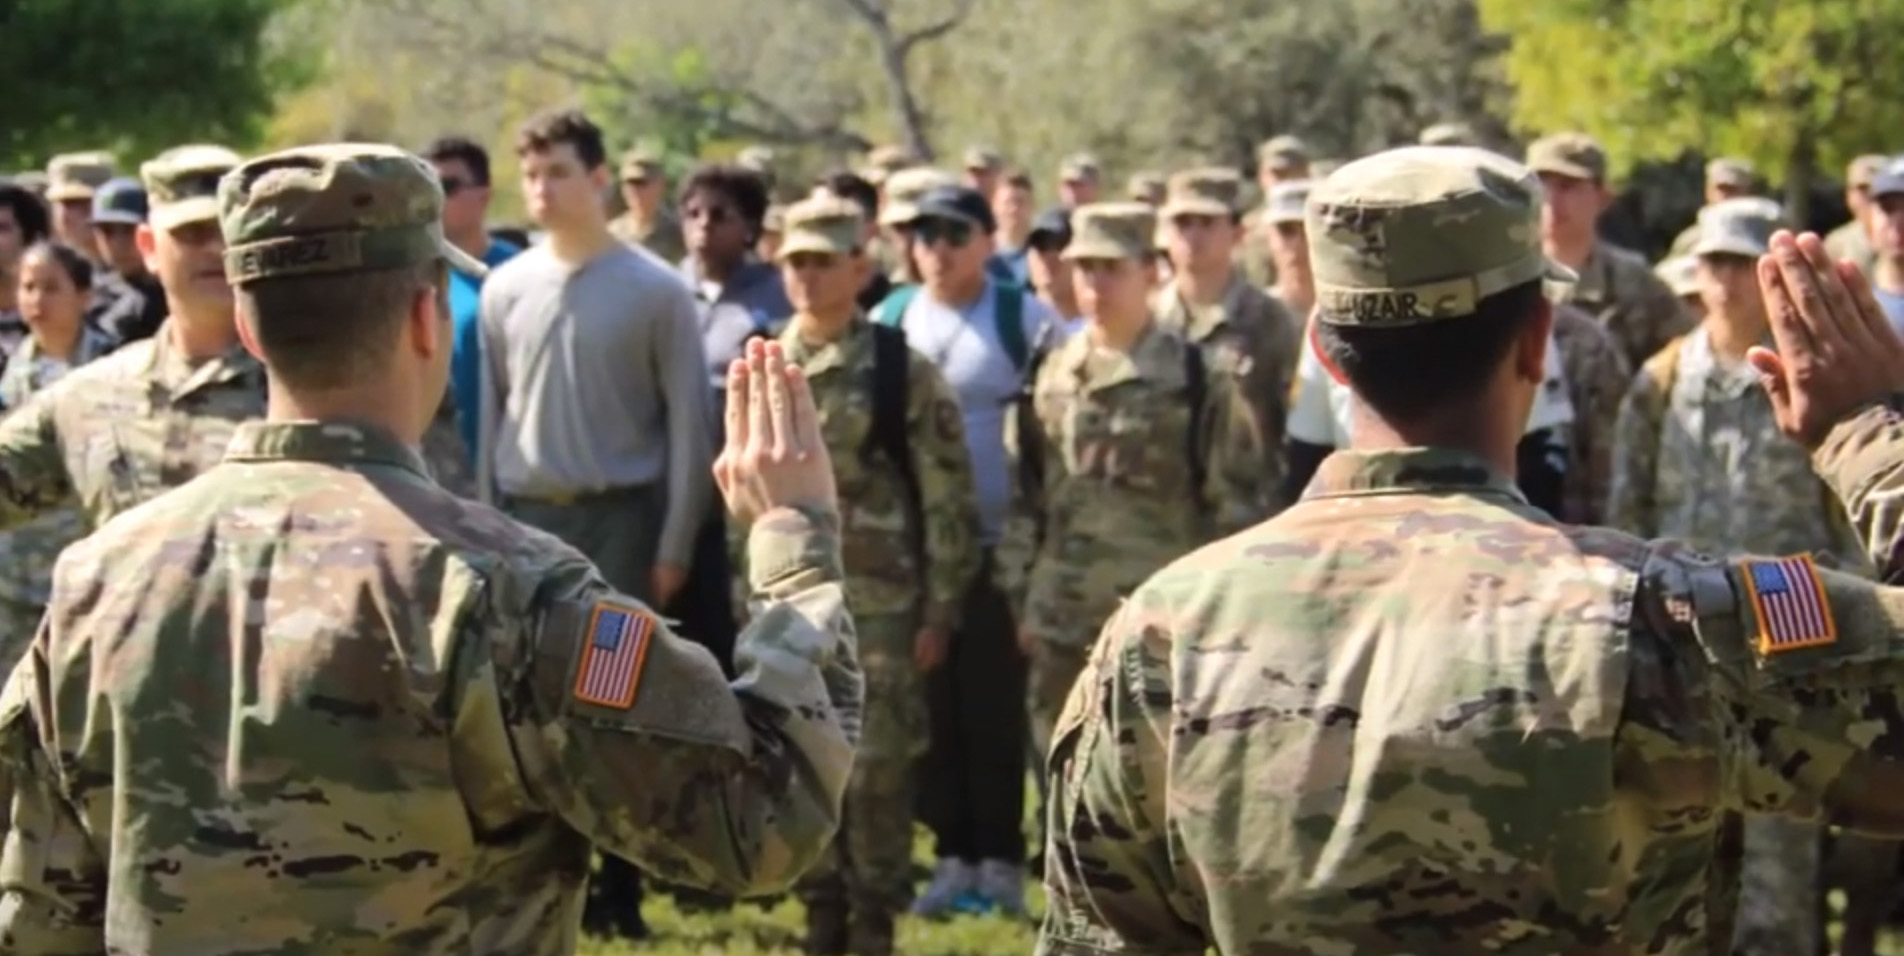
[1240,135,1313,288]
[1550,303,1632,525]
[732,198,980,956]
[999,201,1269,762]
[1036,143,1904,955]
[0,324,120,667]
[608,150,686,264]
[1824,154,1885,280]
[0,142,864,955]
[1153,168,1302,514]
[1668,158,1759,257]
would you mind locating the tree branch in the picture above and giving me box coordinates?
[895,0,977,57]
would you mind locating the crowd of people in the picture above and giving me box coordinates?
[1,106,1904,956]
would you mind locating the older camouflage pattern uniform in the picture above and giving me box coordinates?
[609,209,685,265]
[1550,303,1632,525]
[727,308,978,953]
[1824,220,1878,278]
[0,421,863,955]
[1553,242,1694,372]
[0,325,121,666]
[422,395,475,499]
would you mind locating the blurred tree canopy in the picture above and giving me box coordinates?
[0,0,310,167]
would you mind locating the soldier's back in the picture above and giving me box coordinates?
[1135,448,1727,954]
[32,422,617,955]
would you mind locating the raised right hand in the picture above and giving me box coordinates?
[713,338,838,524]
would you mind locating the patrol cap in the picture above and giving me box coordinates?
[619,148,663,182]
[1524,132,1607,182]
[962,146,1002,173]
[1126,171,1166,205]
[1706,157,1755,190]
[1691,196,1785,258]
[1160,167,1243,217]
[1849,153,1888,190]
[91,177,149,226]
[1063,201,1156,261]
[1258,135,1311,171]
[1059,153,1101,183]
[878,166,959,225]
[144,145,244,230]
[218,143,487,287]
[1263,180,1312,225]
[910,185,996,233]
[1306,146,1576,327]
[774,195,863,260]
[45,152,117,202]
[1654,255,1701,298]
[1419,122,1479,147]
[1871,158,1904,200]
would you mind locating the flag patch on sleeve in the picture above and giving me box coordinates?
[572,602,656,709]
[1740,555,1837,655]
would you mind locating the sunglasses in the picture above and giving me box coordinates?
[440,178,474,197]
[911,218,974,247]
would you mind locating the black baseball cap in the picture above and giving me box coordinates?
[91,177,148,226]
[909,185,997,233]
[1026,206,1072,248]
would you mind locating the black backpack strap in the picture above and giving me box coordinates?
[1014,344,1051,500]
[1183,340,1209,513]
[863,324,925,564]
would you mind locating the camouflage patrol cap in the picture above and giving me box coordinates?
[1849,153,1888,189]
[143,144,243,230]
[618,148,663,182]
[1263,180,1312,225]
[1063,201,1157,261]
[1306,146,1576,327]
[218,143,487,287]
[1705,157,1755,189]
[1525,132,1607,182]
[1654,255,1701,298]
[1059,153,1101,182]
[1258,135,1311,171]
[878,166,959,225]
[962,146,1002,172]
[1126,171,1166,205]
[1160,167,1244,217]
[45,152,117,202]
[1419,122,1479,147]
[1691,196,1785,258]
[775,195,864,259]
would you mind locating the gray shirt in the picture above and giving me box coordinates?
[476,242,714,567]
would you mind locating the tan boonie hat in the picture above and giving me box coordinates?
[218,143,487,287]
[143,145,244,230]
[1525,132,1607,182]
[1419,122,1479,147]
[1126,171,1166,205]
[45,152,117,202]
[1063,201,1156,261]
[619,148,663,181]
[1654,255,1701,298]
[1706,157,1755,189]
[1161,167,1244,217]
[878,166,959,225]
[775,195,864,260]
[1307,146,1576,327]
[1263,180,1313,225]
[962,146,1002,172]
[1059,153,1101,182]
[1692,196,1785,258]
[1850,154,1888,189]
[1258,135,1311,171]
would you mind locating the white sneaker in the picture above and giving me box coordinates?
[977,859,1027,916]
[910,858,978,917]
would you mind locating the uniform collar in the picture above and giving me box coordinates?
[140,321,264,399]
[777,313,872,377]
[1304,447,1527,504]
[223,420,430,478]
[1157,270,1249,341]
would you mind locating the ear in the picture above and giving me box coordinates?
[1516,296,1556,385]
[134,224,158,272]
[234,298,267,363]
[409,281,446,360]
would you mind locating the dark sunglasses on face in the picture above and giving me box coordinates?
[912,218,974,247]
[440,178,472,197]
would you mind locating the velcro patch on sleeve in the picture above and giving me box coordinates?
[572,602,656,709]
[1740,554,1837,655]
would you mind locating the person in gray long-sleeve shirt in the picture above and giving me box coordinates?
[474,108,715,940]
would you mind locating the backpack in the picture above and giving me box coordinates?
[872,282,1030,371]
[862,323,926,569]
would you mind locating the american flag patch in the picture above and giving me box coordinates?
[1741,555,1837,655]
[572,603,656,709]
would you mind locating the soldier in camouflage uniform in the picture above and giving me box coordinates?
[609,148,686,263]
[1669,157,1760,257]
[1125,171,1165,207]
[1548,301,1632,526]
[1526,132,1694,370]
[1036,142,1904,956]
[1241,135,1314,288]
[734,196,979,956]
[1608,198,1867,956]
[42,152,116,254]
[1824,153,1885,278]
[0,142,863,955]
[1153,167,1301,514]
[998,200,1268,768]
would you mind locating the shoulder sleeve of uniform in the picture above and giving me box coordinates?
[1810,405,1904,581]
[1647,542,1904,832]
[904,350,979,633]
[0,386,75,531]
[1040,585,1209,954]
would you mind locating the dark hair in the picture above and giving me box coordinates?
[514,109,608,171]
[679,164,770,237]
[814,168,879,223]
[21,240,93,291]
[238,261,446,391]
[0,185,52,247]
[1313,280,1546,424]
[422,135,492,187]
